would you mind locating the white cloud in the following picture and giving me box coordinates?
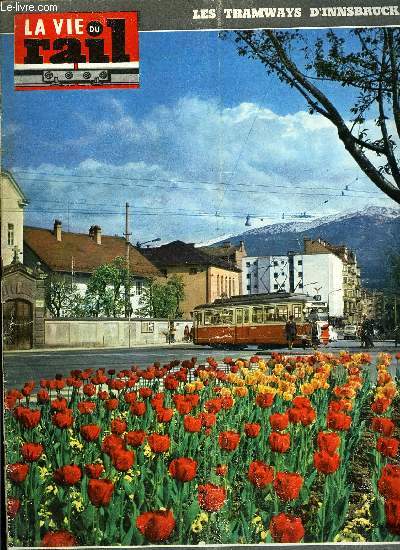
[13,96,395,243]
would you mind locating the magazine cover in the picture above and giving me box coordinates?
[1,0,400,548]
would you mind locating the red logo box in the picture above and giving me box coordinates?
[14,11,139,90]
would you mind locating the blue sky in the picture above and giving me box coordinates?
[1,30,396,244]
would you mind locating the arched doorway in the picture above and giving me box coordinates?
[4,299,33,350]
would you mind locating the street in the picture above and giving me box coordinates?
[3,340,400,389]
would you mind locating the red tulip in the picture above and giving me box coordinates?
[136,510,175,542]
[218,431,240,451]
[54,465,82,486]
[87,478,114,506]
[147,434,170,453]
[269,432,290,453]
[248,460,274,488]
[269,513,305,543]
[273,472,303,501]
[41,531,77,547]
[7,463,29,483]
[313,451,340,474]
[80,424,101,442]
[198,483,226,511]
[169,457,197,482]
[21,442,43,462]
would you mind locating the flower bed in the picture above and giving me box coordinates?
[4,352,400,546]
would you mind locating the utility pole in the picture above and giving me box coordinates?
[124,202,132,327]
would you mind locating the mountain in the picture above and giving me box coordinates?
[212,206,400,289]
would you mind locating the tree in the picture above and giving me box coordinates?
[83,257,134,317]
[226,27,400,203]
[45,274,83,318]
[136,275,185,318]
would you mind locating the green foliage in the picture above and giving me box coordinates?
[225,27,400,203]
[83,256,135,317]
[136,275,185,319]
[44,273,84,318]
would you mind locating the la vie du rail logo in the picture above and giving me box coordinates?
[14,12,139,90]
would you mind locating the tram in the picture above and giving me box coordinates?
[193,292,328,348]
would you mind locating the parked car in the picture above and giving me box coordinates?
[343,325,359,340]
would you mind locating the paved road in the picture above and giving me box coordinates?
[3,341,400,389]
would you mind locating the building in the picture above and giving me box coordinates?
[1,171,29,266]
[242,252,344,319]
[199,241,247,292]
[1,172,47,350]
[23,221,162,314]
[242,255,290,294]
[303,238,361,324]
[242,237,361,324]
[142,240,241,318]
[359,288,385,324]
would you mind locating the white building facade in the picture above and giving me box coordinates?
[242,252,344,318]
[243,256,290,294]
[1,171,28,266]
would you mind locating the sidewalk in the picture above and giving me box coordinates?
[4,342,197,354]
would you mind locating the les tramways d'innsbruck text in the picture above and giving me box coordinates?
[192,5,400,19]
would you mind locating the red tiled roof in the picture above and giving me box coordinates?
[23,226,162,277]
[141,240,241,272]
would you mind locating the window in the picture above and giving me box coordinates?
[194,311,203,326]
[246,262,250,267]
[212,311,221,324]
[298,260,303,265]
[252,307,263,324]
[7,224,14,246]
[293,305,302,319]
[221,309,234,325]
[274,284,278,290]
[236,308,243,324]
[276,305,288,320]
[204,311,213,325]
[135,281,143,295]
[298,272,303,277]
[273,261,278,266]
[264,306,275,320]
[246,274,251,279]
[274,272,278,277]
[298,283,303,289]
[253,261,257,265]
[243,309,250,323]
[247,285,251,291]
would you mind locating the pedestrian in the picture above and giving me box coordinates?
[394,325,400,348]
[189,325,194,342]
[311,321,320,350]
[320,323,330,346]
[285,315,297,350]
[360,316,368,348]
[168,321,176,344]
[184,324,190,342]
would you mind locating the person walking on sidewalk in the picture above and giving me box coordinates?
[168,321,176,344]
[285,316,297,350]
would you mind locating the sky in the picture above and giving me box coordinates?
[1,29,397,245]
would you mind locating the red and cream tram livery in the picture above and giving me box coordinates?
[193,293,327,348]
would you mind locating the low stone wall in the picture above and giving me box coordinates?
[44,318,193,348]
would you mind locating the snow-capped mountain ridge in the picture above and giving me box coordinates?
[243,206,400,237]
